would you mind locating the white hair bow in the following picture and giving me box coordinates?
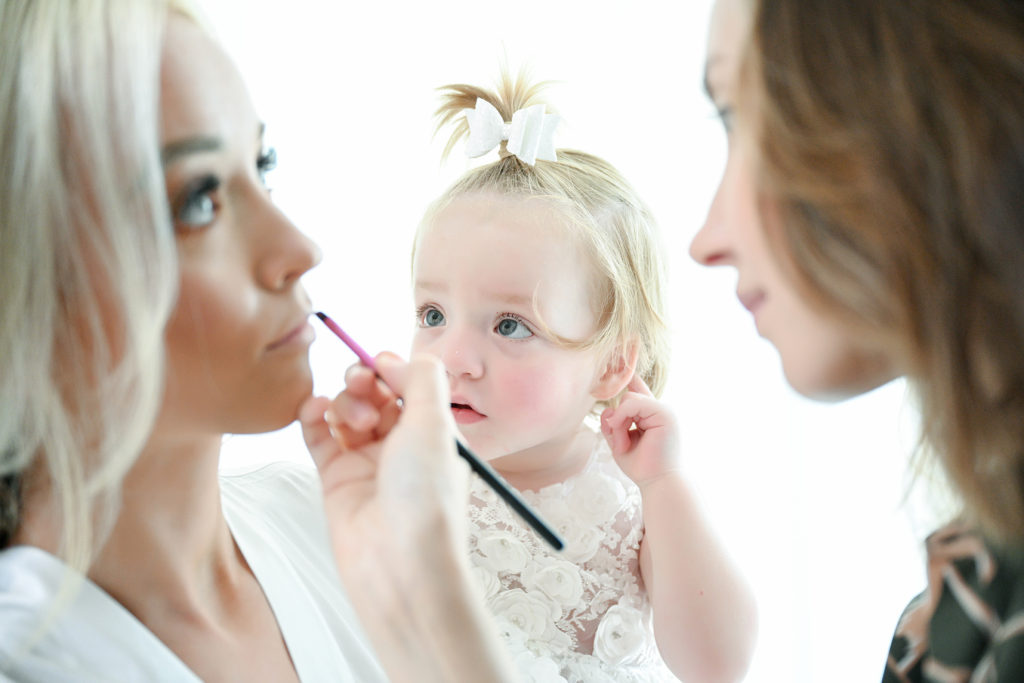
[463,98,559,166]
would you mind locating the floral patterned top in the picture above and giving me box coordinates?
[468,435,678,683]
[883,522,1024,682]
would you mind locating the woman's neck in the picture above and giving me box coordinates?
[88,432,243,621]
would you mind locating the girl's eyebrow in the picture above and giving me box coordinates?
[414,279,446,292]
[415,280,533,307]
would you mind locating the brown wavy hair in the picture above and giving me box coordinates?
[744,0,1024,542]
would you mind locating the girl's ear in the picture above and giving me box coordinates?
[591,340,640,401]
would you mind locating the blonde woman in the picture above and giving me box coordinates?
[694,0,1024,678]
[0,1,515,681]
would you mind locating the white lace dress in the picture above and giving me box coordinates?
[468,436,679,683]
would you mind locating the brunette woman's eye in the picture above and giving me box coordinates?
[715,105,734,132]
[174,175,219,231]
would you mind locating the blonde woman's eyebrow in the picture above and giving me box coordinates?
[160,135,221,165]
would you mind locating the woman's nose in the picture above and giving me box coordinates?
[254,198,322,291]
[690,182,736,268]
[690,218,728,267]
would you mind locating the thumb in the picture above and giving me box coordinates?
[376,352,453,432]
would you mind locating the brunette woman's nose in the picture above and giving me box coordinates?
[690,175,738,268]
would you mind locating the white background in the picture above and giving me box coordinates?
[204,1,937,680]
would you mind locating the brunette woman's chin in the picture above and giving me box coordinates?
[780,350,900,403]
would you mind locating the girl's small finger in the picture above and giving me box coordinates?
[626,374,654,397]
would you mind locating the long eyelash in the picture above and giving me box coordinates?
[257,146,277,173]
[174,175,219,215]
[257,147,277,188]
[714,105,734,131]
[497,312,533,334]
[183,175,219,198]
[414,303,441,324]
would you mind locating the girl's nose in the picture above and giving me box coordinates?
[438,326,484,380]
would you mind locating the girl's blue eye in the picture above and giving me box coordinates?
[496,316,532,340]
[175,175,219,231]
[420,307,445,327]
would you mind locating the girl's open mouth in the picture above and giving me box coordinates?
[450,402,486,424]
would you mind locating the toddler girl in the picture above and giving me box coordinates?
[403,73,757,682]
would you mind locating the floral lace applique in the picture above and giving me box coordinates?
[468,436,678,683]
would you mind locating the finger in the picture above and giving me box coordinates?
[373,393,402,438]
[625,373,655,397]
[392,353,454,430]
[601,407,633,456]
[344,362,393,407]
[299,395,343,470]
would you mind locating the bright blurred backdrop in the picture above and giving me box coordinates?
[204,1,935,680]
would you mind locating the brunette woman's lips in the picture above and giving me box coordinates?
[737,290,765,316]
[450,402,486,424]
[267,318,315,351]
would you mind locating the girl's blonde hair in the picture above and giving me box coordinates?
[0,0,185,570]
[419,71,670,400]
[745,0,1024,543]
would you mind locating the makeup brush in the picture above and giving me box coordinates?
[314,311,564,551]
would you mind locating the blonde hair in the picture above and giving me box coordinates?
[746,0,1024,543]
[0,0,182,570]
[419,71,670,400]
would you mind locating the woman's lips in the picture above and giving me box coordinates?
[451,403,486,424]
[738,290,765,316]
[267,319,315,351]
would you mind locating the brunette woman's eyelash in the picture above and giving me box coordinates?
[714,105,734,131]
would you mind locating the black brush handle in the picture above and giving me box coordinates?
[456,440,564,551]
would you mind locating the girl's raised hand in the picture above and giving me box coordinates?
[599,375,682,488]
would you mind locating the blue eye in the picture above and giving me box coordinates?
[495,315,532,339]
[418,306,445,327]
[174,175,219,231]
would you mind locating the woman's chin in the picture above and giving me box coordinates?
[781,356,898,403]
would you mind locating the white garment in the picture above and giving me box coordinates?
[0,460,388,683]
[468,436,678,683]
